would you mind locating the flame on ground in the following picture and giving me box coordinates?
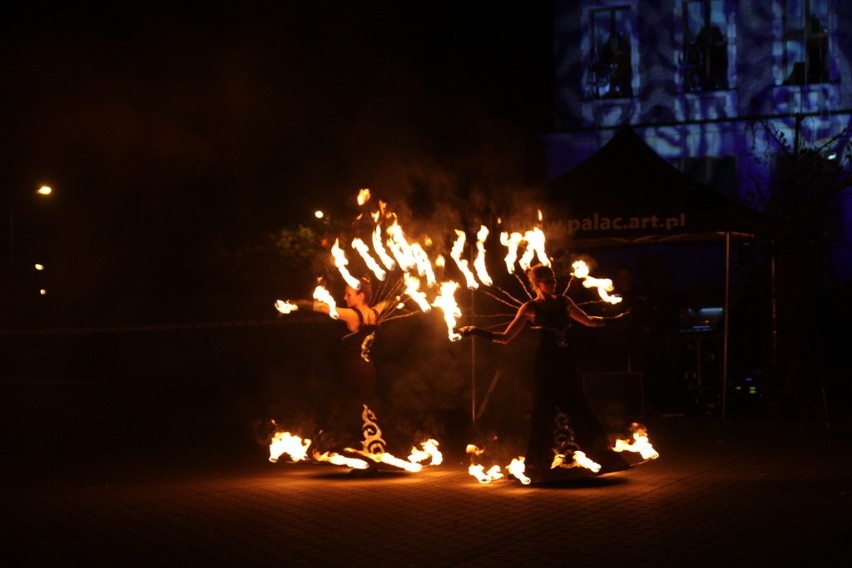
[269,431,312,463]
[466,444,529,484]
[274,300,298,314]
[613,423,660,461]
[552,451,602,473]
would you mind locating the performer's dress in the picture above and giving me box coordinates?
[524,295,630,482]
[319,308,385,453]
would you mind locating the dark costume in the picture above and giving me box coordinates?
[339,308,379,402]
[320,308,387,453]
[524,295,629,482]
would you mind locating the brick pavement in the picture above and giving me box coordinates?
[2,414,851,567]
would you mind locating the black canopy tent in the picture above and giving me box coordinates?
[540,127,763,418]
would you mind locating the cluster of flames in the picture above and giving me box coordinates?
[465,422,659,484]
[275,189,623,339]
[268,405,443,473]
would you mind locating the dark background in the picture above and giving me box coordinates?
[1,3,562,467]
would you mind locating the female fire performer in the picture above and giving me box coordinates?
[458,263,630,483]
[297,276,393,449]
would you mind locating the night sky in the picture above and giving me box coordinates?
[2,3,554,311]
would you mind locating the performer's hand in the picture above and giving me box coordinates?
[456,326,496,340]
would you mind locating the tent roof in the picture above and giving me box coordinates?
[541,127,761,246]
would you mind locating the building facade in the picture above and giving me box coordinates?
[546,0,852,278]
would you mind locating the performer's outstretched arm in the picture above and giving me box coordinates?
[566,296,605,328]
[458,302,532,345]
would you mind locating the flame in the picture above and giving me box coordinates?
[450,230,479,289]
[571,260,623,305]
[403,273,432,312]
[269,431,312,463]
[613,423,660,461]
[331,238,362,290]
[409,243,437,286]
[352,237,387,281]
[518,227,549,270]
[312,285,339,319]
[499,231,523,273]
[313,451,370,469]
[357,188,371,206]
[386,218,417,272]
[473,225,493,286]
[506,457,531,485]
[468,464,504,484]
[344,446,424,472]
[372,224,396,270]
[408,439,443,466]
[551,451,602,473]
[274,300,298,314]
[432,280,462,341]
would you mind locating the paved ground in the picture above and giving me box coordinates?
[2,410,851,567]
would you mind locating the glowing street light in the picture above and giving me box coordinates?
[7,184,54,281]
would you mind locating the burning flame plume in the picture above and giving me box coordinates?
[571,260,623,305]
[466,444,526,484]
[313,451,370,469]
[450,230,479,290]
[518,227,550,271]
[432,280,463,342]
[403,273,432,312]
[613,423,660,461]
[409,243,437,286]
[473,225,493,287]
[500,231,523,274]
[386,218,417,272]
[408,439,443,466]
[331,238,362,290]
[352,237,387,281]
[551,451,602,473]
[372,224,397,271]
[507,457,531,485]
[312,285,338,319]
[269,431,312,463]
[274,300,298,314]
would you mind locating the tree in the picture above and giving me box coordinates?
[749,117,852,415]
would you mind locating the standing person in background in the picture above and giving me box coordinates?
[647,271,689,414]
[458,264,630,484]
[612,265,650,374]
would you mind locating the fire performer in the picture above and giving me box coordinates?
[293,276,394,451]
[458,264,630,483]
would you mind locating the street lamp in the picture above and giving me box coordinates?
[7,184,53,285]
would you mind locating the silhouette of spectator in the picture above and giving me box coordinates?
[647,272,689,413]
[611,265,650,373]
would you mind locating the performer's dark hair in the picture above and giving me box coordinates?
[527,264,555,286]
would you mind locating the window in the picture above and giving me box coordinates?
[583,6,633,99]
[781,0,830,85]
[682,0,728,92]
